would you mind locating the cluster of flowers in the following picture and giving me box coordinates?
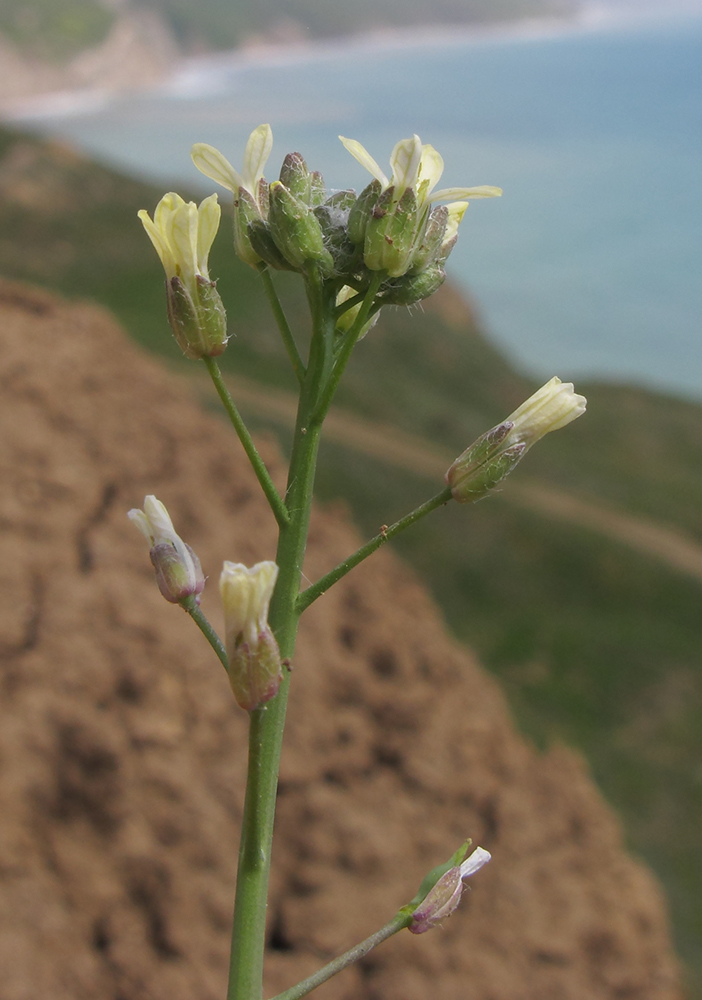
[139,125,501,361]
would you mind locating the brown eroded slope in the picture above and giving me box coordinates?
[0,278,682,1000]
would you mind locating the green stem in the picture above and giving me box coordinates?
[313,273,383,423]
[270,913,411,1000]
[297,486,452,614]
[182,597,229,672]
[259,266,305,385]
[226,265,336,1000]
[203,356,290,529]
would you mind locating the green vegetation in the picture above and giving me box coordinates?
[0,0,112,61]
[1,125,700,994]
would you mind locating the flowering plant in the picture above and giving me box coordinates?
[132,126,585,1000]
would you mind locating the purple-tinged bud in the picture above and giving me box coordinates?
[447,378,587,503]
[128,496,205,605]
[220,561,283,711]
[410,846,491,934]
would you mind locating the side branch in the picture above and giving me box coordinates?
[203,357,290,529]
[297,486,452,614]
[182,597,229,672]
[270,913,410,1000]
[260,266,305,385]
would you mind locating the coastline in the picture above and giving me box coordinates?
[4,4,701,123]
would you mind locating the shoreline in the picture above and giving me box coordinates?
[3,5,701,123]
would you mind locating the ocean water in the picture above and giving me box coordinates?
[9,13,702,399]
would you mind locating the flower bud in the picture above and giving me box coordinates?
[335,285,380,339]
[279,152,312,203]
[447,378,587,502]
[138,193,228,359]
[410,846,491,934]
[268,181,335,274]
[347,179,381,246]
[128,496,205,604]
[247,218,297,271]
[309,170,327,207]
[379,263,446,306]
[220,561,283,712]
[363,185,418,277]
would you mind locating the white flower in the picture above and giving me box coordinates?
[339,133,502,208]
[191,124,273,209]
[446,378,587,503]
[128,496,205,604]
[219,561,283,711]
[410,846,491,935]
[138,192,220,292]
[459,846,492,879]
[505,376,588,447]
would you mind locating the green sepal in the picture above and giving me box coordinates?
[399,839,473,916]
[309,170,327,207]
[347,179,381,246]
[233,187,264,268]
[247,219,297,271]
[451,442,527,503]
[166,275,228,360]
[268,181,334,274]
[379,263,446,305]
[409,205,448,274]
[364,185,418,277]
[279,152,311,203]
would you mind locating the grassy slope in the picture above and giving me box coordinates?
[1,126,700,993]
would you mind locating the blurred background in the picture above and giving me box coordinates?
[1,0,701,993]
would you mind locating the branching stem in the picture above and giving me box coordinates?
[203,356,290,529]
[259,266,306,384]
[297,486,452,614]
[270,913,411,1000]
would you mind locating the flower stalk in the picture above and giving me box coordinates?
[131,125,584,1000]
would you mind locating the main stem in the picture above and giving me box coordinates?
[226,266,337,1000]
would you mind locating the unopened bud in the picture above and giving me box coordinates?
[410,846,491,934]
[128,496,205,604]
[447,378,587,502]
[268,181,335,274]
[279,152,312,203]
[247,218,297,271]
[379,263,446,306]
[364,185,418,277]
[335,285,380,339]
[347,179,381,246]
[220,561,283,711]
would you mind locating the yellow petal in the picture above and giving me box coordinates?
[242,124,273,193]
[339,136,389,187]
[191,143,243,194]
[429,185,503,202]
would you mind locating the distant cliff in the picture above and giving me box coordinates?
[0,0,577,106]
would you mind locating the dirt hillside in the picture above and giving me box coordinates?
[0,278,683,1000]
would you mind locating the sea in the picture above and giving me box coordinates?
[6,10,702,400]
